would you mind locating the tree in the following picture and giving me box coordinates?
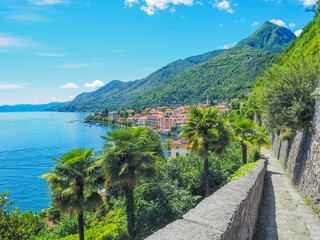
[254,126,270,152]
[40,149,103,240]
[98,127,160,239]
[164,139,174,158]
[260,56,320,131]
[0,192,43,240]
[180,107,229,197]
[170,126,177,132]
[229,118,257,164]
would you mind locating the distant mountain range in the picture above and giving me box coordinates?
[48,21,296,112]
[0,102,63,112]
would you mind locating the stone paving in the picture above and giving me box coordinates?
[253,149,320,240]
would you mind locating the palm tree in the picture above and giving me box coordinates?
[164,139,174,158]
[180,107,229,197]
[98,127,159,239]
[254,126,270,152]
[229,118,257,164]
[40,149,103,240]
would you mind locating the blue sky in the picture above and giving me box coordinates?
[0,0,316,105]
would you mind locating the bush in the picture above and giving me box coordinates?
[227,161,260,182]
[260,56,320,131]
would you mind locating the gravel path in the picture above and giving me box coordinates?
[253,149,320,240]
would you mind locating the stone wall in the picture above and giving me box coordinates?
[271,98,320,209]
[146,160,267,240]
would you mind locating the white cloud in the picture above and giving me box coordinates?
[219,42,236,49]
[289,23,296,29]
[61,83,79,89]
[169,8,176,13]
[300,0,317,7]
[59,62,103,69]
[269,19,286,27]
[294,30,303,37]
[35,53,66,56]
[125,0,193,15]
[214,0,235,14]
[6,14,48,22]
[0,34,30,49]
[252,21,259,27]
[219,23,223,27]
[28,0,70,5]
[84,80,104,88]
[0,83,24,89]
[69,95,75,99]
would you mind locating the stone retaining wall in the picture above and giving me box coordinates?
[146,160,267,240]
[271,98,320,209]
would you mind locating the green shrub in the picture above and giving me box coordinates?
[227,161,259,182]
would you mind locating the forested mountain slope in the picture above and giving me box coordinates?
[48,50,225,112]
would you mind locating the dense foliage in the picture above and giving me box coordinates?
[128,46,278,109]
[260,56,320,131]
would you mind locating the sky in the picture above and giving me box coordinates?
[0,0,317,105]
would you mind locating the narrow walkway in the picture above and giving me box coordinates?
[254,149,320,240]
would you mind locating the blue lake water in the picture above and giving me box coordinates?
[0,112,174,212]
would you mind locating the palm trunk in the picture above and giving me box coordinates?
[125,187,135,239]
[204,144,210,197]
[242,142,247,164]
[78,211,84,240]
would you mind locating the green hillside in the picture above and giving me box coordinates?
[128,46,278,109]
[49,21,296,112]
[127,22,296,108]
[237,21,296,53]
[48,50,225,112]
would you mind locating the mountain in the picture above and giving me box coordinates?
[237,21,296,53]
[0,102,63,112]
[48,49,225,112]
[50,21,296,111]
[127,21,296,108]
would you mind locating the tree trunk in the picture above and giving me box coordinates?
[203,145,210,197]
[125,187,135,239]
[242,142,247,164]
[78,211,84,240]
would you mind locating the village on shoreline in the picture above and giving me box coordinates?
[84,98,240,157]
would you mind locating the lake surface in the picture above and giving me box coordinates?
[0,112,174,212]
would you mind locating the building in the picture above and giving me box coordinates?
[170,138,190,157]
[108,111,119,119]
[146,115,159,127]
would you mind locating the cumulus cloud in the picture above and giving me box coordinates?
[28,0,70,5]
[289,23,296,29]
[269,19,286,27]
[0,83,24,89]
[84,80,104,88]
[294,30,303,37]
[252,21,259,27]
[61,83,79,89]
[300,0,317,7]
[125,0,193,15]
[214,0,235,14]
[219,42,236,49]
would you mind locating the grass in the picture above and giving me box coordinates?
[227,161,260,182]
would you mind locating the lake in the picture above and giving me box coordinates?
[0,112,174,212]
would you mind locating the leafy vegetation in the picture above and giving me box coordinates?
[227,161,260,182]
[259,56,320,131]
